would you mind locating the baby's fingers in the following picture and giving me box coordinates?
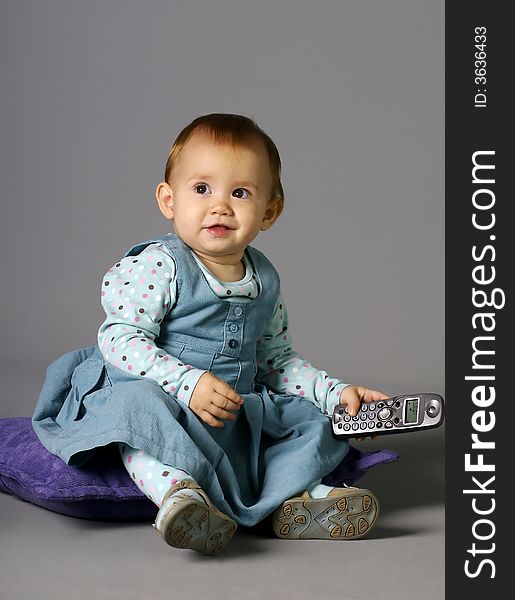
[355,434,378,442]
[199,410,225,428]
[211,394,242,416]
[213,380,243,407]
[361,388,389,403]
[209,402,238,422]
[343,396,361,417]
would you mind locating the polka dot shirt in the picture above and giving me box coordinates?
[97,242,349,415]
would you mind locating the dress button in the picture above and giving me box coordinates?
[228,339,239,349]
[234,307,243,317]
[229,324,239,333]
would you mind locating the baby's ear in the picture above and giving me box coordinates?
[155,182,174,220]
[261,196,283,231]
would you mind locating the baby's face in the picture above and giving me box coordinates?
[156,133,281,264]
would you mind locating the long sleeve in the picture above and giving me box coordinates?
[255,292,350,415]
[97,243,206,406]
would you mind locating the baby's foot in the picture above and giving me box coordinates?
[154,480,237,555]
[272,485,379,540]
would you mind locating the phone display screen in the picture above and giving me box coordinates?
[404,398,419,424]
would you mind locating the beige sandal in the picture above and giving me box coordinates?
[153,479,237,555]
[272,485,379,540]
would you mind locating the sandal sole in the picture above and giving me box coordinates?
[272,489,379,540]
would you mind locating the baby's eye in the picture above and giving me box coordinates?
[194,183,211,195]
[233,188,251,199]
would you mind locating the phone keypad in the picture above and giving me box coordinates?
[335,400,400,435]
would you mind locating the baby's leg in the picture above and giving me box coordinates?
[117,443,236,554]
[117,442,195,507]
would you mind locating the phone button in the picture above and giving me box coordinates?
[378,407,392,421]
[426,401,441,417]
[385,422,393,429]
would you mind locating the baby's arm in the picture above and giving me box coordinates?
[97,243,206,407]
[256,293,387,416]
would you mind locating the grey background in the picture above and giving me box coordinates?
[0,1,444,599]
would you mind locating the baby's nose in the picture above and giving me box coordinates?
[209,197,233,213]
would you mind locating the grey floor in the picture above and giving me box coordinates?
[0,370,444,600]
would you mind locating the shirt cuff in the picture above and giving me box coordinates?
[173,368,207,407]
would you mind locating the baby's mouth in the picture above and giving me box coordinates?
[205,224,234,236]
[206,223,232,229]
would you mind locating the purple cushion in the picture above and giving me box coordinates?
[0,417,156,520]
[0,417,398,521]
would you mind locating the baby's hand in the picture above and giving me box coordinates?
[339,385,389,442]
[339,385,389,417]
[189,372,244,428]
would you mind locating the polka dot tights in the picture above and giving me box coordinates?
[117,442,195,508]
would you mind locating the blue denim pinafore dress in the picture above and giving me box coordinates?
[32,233,350,526]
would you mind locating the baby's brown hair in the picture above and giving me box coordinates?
[164,113,284,203]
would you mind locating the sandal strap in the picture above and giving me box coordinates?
[161,479,204,504]
[327,485,361,497]
[287,490,311,501]
[159,478,231,523]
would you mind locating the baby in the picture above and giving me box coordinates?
[33,113,388,555]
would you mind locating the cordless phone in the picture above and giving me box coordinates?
[331,393,444,438]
